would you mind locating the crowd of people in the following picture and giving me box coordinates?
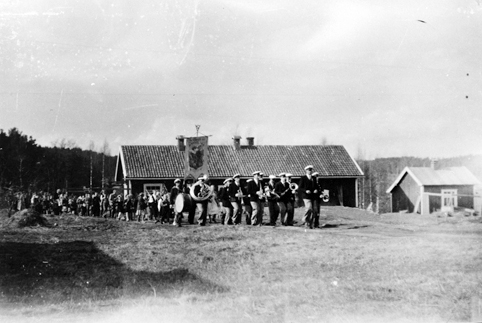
[5,165,325,229]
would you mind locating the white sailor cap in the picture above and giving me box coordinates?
[278,172,286,177]
[312,172,319,176]
[252,171,261,176]
[304,165,314,170]
[198,174,208,181]
[259,172,264,177]
[174,178,181,183]
[269,175,276,179]
[223,178,232,184]
[247,179,253,182]
[286,173,293,177]
[233,173,241,178]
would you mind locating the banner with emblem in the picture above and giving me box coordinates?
[184,136,209,180]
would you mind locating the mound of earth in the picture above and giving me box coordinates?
[3,208,51,228]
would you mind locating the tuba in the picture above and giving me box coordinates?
[289,183,298,192]
[190,181,214,202]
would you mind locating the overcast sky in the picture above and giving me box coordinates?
[1,0,481,159]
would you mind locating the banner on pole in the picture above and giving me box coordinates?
[184,136,209,180]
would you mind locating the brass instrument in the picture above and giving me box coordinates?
[289,183,298,194]
[236,187,244,200]
[190,181,214,202]
[265,186,280,199]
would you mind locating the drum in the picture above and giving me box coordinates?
[175,193,194,213]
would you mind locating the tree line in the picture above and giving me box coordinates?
[1,127,481,214]
[0,128,117,197]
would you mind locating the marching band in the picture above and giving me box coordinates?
[16,165,327,229]
[169,164,325,228]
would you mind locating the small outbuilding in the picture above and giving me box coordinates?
[386,165,481,215]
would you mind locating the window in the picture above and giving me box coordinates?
[441,189,457,208]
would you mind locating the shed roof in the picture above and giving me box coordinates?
[116,145,363,180]
[386,166,481,193]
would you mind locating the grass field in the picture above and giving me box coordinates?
[1,206,481,323]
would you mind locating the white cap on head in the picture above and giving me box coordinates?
[312,172,319,176]
[252,171,261,176]
[278,172,286,177]
[304,165,314,171]
[269,175,276,179]
[233,173,241,178]
[286,173,293,177]
[223,178,232,184]
[174,178,181,183]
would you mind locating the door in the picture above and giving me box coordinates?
[441,189,457,208]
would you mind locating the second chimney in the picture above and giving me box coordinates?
[233,136,242,150]
[176,135,185,152]
[246,137,254,147]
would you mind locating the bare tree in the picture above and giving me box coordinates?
[99,139,110,190]
[51,138,78,149]
[88,141,95,190]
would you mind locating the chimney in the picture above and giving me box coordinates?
[246,137,254,147]
[176,135,185,152]
[233,136,242,150]
[430,159,438,170]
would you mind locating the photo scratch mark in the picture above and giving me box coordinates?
[52,89,64,133]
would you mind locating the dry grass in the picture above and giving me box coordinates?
[0,207,481,323]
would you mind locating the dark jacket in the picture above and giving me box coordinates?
[247,179,263,202]
[218,186,231,207]
[228,182,244,202]
[275,181,291,203]
[298,175,318,200]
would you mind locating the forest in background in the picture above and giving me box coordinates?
[1,127,481,214]
[0,128,117,196]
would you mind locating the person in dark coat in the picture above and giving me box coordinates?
[247,171,264,225]
[274,173,293,226]
[298,165,319,228]
[229,174,244,225]
[219,178,233,225]
[266,175,280,226]
[193,175,212,226]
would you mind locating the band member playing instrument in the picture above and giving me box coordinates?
[267,175,280,226]
[299,165,318,229]
[219,178,233,225]
[170,179,182,226]
[229,173,244,225]
[286,173,296,225]
[247,171,264,225]
[182,179,196,224]
[312,172,321,228]
[243,179,253,225]
[193,174,212,226]
[274,173,293,226]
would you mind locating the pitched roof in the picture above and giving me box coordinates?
[117,145,363,179]
[386,166,481,193]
